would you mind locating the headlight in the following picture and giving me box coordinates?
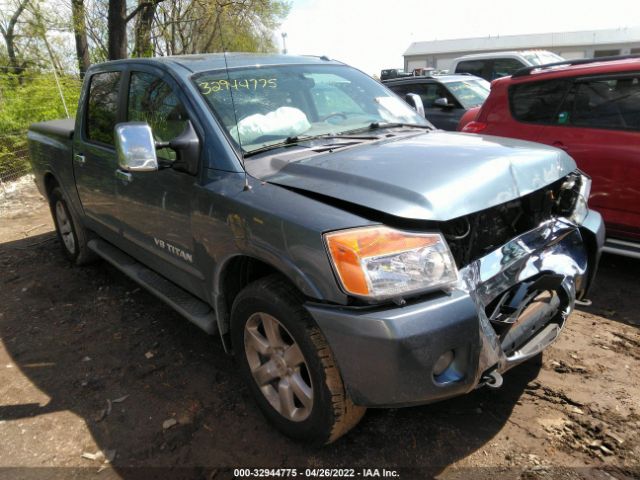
[324,226,458,300]
[570,173,591,224]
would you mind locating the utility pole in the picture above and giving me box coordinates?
[281,32,287,55]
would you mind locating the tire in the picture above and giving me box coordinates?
[49,186,97,266]
[231,275,365,444]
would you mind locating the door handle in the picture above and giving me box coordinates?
[74,154,86,166]
[552,141,569,151]
[115,169,133,183]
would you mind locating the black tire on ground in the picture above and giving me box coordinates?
[49,186,97,266]
[231,275,366,444]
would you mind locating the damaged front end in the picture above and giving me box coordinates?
[463,217,589,389]
[307,171,604,407]
[444,171,599,387]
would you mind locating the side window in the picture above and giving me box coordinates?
[456,60,485,77]
[509,80,570,124]
[86,71,122,145]
[568,76,640,131]
[492,59,525,79]
[128,72,189,161]
[434,84,457,106]
[387,83,413,98]
[387,83,441,107]
[419,84,443,108]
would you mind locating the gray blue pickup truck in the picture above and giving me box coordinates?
[28,53,604,444]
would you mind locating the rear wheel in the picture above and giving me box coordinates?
[49,186,97,265]
[231,275,365,444]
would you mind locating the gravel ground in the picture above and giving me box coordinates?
[0,181,639,480]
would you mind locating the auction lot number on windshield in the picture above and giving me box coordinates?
[198,78,277,94]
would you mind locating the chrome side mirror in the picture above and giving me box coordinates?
[405,93,425,117]
[114,122,158,172]
[434,97,452,108]
[433,97,456,109]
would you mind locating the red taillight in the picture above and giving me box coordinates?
[462,121,488,133]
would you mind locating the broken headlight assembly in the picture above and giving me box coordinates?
[324,226,458,301]
[557,171,592,225]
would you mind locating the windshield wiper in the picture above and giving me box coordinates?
[243,133,379,158]
[242,122,431,157]
[243,135,317,157]
[338,122,433,136]
[369,121,433,130]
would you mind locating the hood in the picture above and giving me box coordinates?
[247,131,576,222]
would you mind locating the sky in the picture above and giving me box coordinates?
[278,0,639,76]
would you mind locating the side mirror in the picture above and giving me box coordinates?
[434,97,454,109]
[165,121,200,176]
[404,93,425,117]
[114,122,158,172]
[115,121,200,176]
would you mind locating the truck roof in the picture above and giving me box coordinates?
[92,53,344,74]
[453,50,556,61]
[383,73,484,84]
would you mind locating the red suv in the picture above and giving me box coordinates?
[459,56,640,257]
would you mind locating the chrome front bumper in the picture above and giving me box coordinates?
[466,215,594,386]
[307,211,605,407]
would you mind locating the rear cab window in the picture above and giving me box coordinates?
[492,59,525,79]
[456,60,485,78]
[86,71,122,146]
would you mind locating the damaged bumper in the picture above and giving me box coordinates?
[306,211,605,407]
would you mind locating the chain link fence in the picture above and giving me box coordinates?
[0,66,81,190]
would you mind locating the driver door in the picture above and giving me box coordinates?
[115,68,205,294]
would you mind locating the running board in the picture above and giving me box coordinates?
[87,238,218,334]
[602,238,640,259]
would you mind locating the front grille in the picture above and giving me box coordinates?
[441,173,581,268]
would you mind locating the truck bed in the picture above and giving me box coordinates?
[29,118,75,140]
[27,117,76,199]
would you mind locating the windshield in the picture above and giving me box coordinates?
[523,51,565,66]
[446,79,491,108]
[194,64,428,153]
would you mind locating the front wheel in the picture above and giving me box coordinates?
[231,275,365,444]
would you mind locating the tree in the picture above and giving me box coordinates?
[152,0,290,56]
[71,0,90,76]
[107,0,126,59]
[133,0,165,57]
[1,0,290,73]
[0,0,30,74]
[84,0,108,62]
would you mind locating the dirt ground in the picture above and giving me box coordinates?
[0,180,639,480]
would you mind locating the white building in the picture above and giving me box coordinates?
[403,27,640,72]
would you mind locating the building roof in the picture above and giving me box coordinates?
[404,27,640,57]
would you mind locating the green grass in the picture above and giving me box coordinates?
[0,72,81,180]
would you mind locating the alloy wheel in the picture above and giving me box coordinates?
[244,312,313,422]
